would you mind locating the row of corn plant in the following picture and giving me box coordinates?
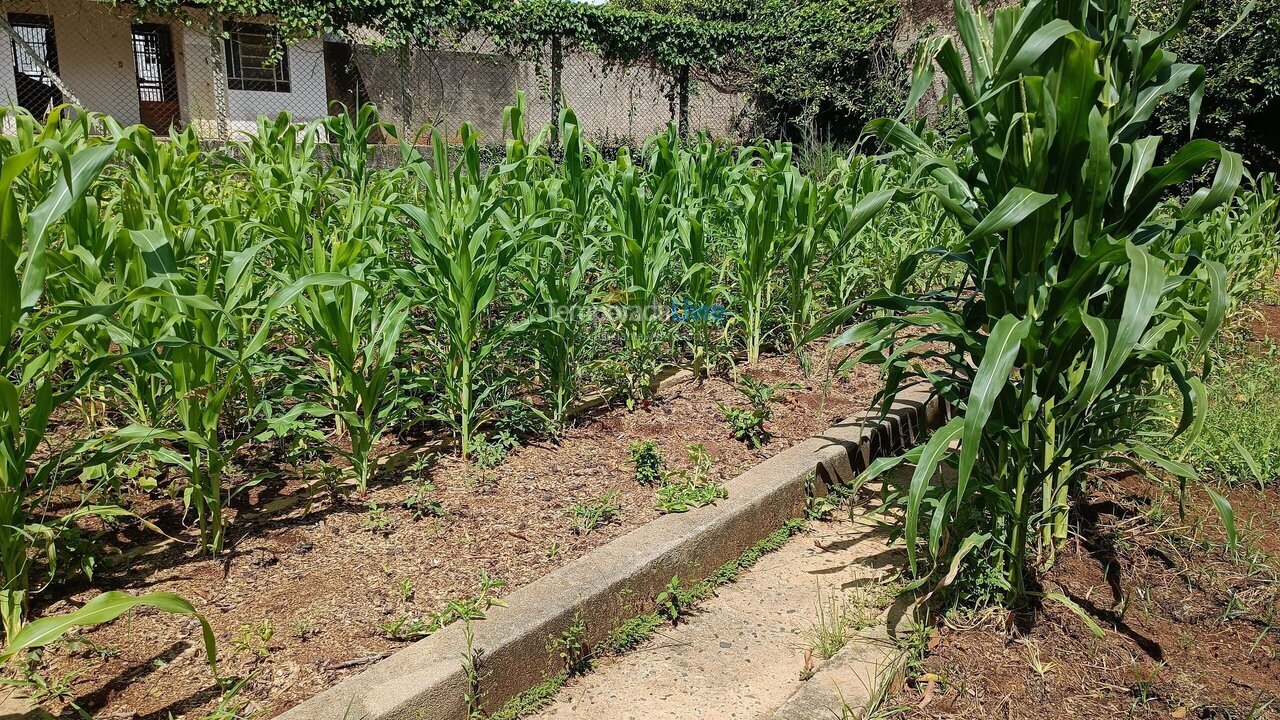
[0,108,216,669]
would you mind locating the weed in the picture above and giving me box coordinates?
[396,578,415,603]
[488,670,567,720]
[362,502,398,534]
[599,613,663,655]
[379,574,508,641]
[402,479,444,519]
[1181,343,1280,487]
[461,620,485,719]
[654,576,687,623]
[569,491,622,535]
[471,431,519,470]
[232,620,274,658]
[656,444,727,513]
[628,440,665,486]
[806,584,879,660]
[1022,639,1057,680]
[718,375,799,448]
[547,612,590,676]
[288,618,317,640]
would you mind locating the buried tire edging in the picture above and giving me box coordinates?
[279,387,945,720]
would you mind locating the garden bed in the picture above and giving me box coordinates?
[886,302,1280,719]
[28,351,883,719]
[888,471,1280,719]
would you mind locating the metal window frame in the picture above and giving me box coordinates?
[223,21,291,93]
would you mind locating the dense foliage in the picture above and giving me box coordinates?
[1137,0,1280,172]
[127,0,901,138]
[617,0,903,137]
[126,0,753,72]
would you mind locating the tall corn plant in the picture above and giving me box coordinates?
[0,109,117,638]
[727,146,793,365]
[268,109,409,491]
[782,169,837,353]
[401,126,518,460]
[109,126,276,554]
[839,0,1243,605]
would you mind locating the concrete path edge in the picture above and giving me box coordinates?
[279,387,945,720]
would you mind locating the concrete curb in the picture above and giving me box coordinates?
[769,596,921,720]
[280,388,945,720]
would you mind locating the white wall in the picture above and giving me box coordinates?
[1,1,329,135]
[179,16,329,136]
[1,0,142,124]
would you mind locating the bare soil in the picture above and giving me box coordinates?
[889,473,1280,719]
[27,350,884,720]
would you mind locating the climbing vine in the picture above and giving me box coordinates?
[123,0,755,73]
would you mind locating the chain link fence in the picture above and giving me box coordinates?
[1,0,753,146]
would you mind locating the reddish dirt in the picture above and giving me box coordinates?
[891,473,1280,719]
[28,349,885,719]
[1249,303,1280,345]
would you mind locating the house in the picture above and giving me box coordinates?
[1,0,330,134]
[1,0,751,141]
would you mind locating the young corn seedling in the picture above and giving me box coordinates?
[601,153,676,404]
[269,160,410,491]
[727,146,794,365]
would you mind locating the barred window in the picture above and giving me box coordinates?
[7,13,63,114]
[223,21,290,93]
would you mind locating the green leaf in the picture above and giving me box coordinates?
[904,416,965,574]
[1204,487,1238,554]
[957,315,1030,503]
[965,188,1056,240]
[0,591,217,673]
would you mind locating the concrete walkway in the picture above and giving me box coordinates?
[533,515,906,720]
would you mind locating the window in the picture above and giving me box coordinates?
[7,13,62,113]
[223,21,290,93]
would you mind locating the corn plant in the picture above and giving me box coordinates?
[401,126,519,460]
[726,145,809,365]
[1184,173,1280,321]
[840,0,1244,606]
[107,135,277,554]
[0,110,119,639]
[601,153,676,402]
[782,170,838,352]
[266,111,410,490]
[503,102,600,425]
[673,211,723,374]
[273,270,410,491]
[0,111,216,665]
